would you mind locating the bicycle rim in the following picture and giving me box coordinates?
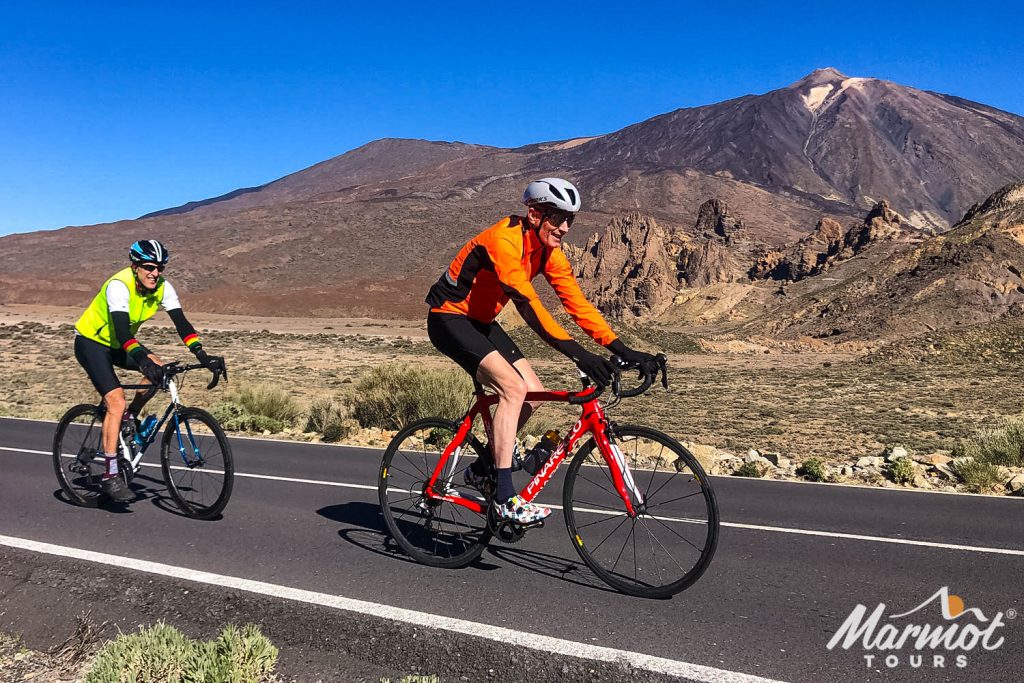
[379,417,491,568]
[161,407,234,519]
[563,424,719,598]
[53,404,107,507]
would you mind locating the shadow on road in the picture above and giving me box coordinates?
[317,501,426,565]
[317,501,613,592]
[484,545,613,593]
[51,470,224,520]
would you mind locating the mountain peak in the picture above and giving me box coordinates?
[790,67,850,89]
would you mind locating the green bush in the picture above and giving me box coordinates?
[84,622,277,683]
[734,462,764,478]
[952,419,1024,468]
[304,396,355,442]
[321,421,353,443]
[231,384,302,426]
[211,383,301,434]
[210,403,285,434]
[304,396,343,433]
[797,458,828,482]
[350,364,473,430]
[950,457,1003,493]
[886,457,915,485]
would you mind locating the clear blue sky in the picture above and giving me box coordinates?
[1,1,1020,236]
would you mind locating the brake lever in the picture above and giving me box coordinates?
[206,370,222,391]
[656,353,669,390]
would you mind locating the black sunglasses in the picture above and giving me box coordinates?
[544,210,575,227]
[136,263,165,273]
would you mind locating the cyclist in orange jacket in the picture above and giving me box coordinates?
[426,178,657,524]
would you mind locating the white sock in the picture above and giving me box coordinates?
[104,453,118,478]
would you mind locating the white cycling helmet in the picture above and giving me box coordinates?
[522,177,581,213]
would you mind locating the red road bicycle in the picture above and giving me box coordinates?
[378,356,719,598]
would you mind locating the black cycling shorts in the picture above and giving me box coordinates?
[74,334,140,396]
[427,311,524,378]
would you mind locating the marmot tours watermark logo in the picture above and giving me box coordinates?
[827,587,1015,669]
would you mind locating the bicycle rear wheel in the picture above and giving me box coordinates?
[160,407,234,520]
[52,404,105,507]
[563,424,719,598]
[379,417,492,568]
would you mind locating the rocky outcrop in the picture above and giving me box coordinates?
[748,181,1024,340]
[679,199,748,286]
[751,201,905,281]
[956,181,1024,227]
[572,200,751,318]
[845,200,903,251]
[572,212,678,318]
[693,198,745,244]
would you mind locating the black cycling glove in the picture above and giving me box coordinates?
[138,357,164,385]
[606,339,657,368]
[556,341,616,388]
[194,348,227,376]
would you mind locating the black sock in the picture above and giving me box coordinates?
[470,457,489,477]
[495,468,515,502]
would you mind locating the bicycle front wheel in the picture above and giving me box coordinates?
[563,424,719,598]
[160,407,234,520]
[379,417,492,568]
[52,404,105,507]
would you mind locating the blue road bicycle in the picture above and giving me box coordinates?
[53,361,233,519]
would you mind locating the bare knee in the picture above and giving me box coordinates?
[103,390,126,415]
[496,376,527,405]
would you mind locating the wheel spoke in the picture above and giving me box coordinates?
[379,419,489,568]
[563,426,718,597]
[161,409,233,519]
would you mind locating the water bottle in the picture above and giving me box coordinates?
[135,415,158,446]
[523,430,561,476]
[121,413,139,457]
[510,441,524,472]
[120,412,136,439]
[490,440,526,471]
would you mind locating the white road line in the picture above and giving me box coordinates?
[6,445,1024,556]
[1,416,1016,499]
[718,521,1024,556]
[0,534,784,683]
[6,446,379,491]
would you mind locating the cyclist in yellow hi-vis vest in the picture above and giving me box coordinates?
[74,239,226,502]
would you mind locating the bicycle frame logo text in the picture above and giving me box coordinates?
[827,587,1010,670]
[525,418,585,497]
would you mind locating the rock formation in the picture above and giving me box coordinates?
[678,199,749,287]
[571,212,678,318]
[750,201,905,281]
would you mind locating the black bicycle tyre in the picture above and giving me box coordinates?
[379,417,492,568]
[160,407,234,520]
[563,424,719,598]
[53,403,105,507]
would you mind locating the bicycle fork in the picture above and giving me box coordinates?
[595,425,644,516]
[165,381,204,468]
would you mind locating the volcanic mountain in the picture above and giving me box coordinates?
[1,68,1023,321]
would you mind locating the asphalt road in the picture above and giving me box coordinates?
[1,416,1021,682]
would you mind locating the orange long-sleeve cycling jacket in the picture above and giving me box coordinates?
[426,215,617,349]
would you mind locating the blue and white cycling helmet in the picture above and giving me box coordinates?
[129,239,169,265]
